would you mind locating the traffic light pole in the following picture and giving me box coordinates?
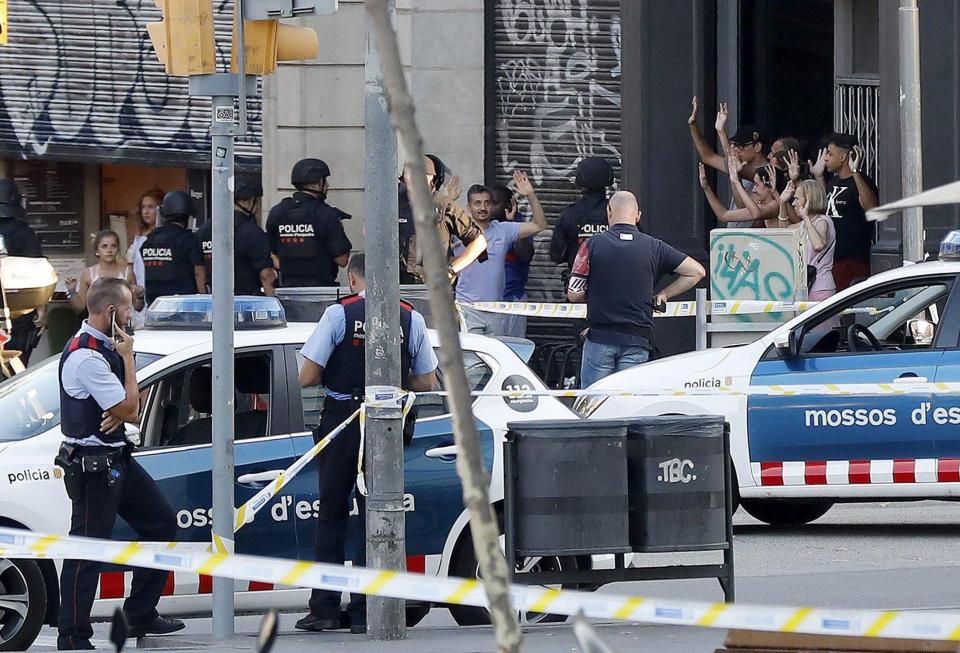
[363,0,405,640]
[189,72,255,642]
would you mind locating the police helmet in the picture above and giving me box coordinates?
[234,175,263,201]
[0,179,25,219]
[160,191,194,222]
[290,158,331,186]
[575,157,614,191]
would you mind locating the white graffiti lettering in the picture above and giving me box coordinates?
[657,458,696,484]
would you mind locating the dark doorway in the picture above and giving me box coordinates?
[740,0,834,156]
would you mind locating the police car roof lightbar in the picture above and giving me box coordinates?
[145,295,286,330]
[939,231,960,261]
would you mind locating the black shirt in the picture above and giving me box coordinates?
[141,223,203,304]
[197,211,274,295]
[0,218,42,257]
[825,173,878,263]
[549,190,609,270]
[265,192,352,287]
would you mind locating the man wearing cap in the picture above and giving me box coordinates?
[688,97,768,228]
[198,175,277,296]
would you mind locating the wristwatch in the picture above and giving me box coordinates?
[448,264,456,276]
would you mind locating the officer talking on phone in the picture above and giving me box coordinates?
[56,277,183,650]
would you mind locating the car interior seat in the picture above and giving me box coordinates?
[169,367,214,446]
[234,357,270,438]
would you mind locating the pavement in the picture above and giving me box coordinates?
[30,501,960,653]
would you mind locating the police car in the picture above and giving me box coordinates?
[579,235,960,528]
[0,296,576,650]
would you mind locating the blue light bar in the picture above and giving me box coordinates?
[145,295,286,330]
[940,231,960,261]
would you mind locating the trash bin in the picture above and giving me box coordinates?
[505,419,631,556]
[626,416,728,552]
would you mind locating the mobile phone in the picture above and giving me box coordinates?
[108,309,122,343]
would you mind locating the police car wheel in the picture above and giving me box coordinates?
[0,558,46,652]
[740,498,833,527]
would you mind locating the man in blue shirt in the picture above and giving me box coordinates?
[455,171,547,335]
[56,277,183,650]
[490,183,534,337]
[296,253,438,635]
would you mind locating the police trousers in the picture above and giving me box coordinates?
[57,445,176,648]
[309,398,366,622]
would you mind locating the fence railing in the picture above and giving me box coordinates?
[834,76,880,184]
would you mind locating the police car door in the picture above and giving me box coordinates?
[748,275,956,485]
[129,347,299,560]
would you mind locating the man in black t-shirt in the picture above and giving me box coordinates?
[812,133,879,290]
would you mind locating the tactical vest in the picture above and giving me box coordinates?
[197,212,264,295]
[142,223,197,302]
[272,193,345,286]
[59,333,126,446]
[323,294,414,397]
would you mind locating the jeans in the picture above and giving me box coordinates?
[580,338,651,388]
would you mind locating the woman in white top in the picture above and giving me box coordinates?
[65,230,139,313]
[781,179,837,301]
[126,189,163,327]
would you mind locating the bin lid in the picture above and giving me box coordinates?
[507,418,633,436]
[625,414,726,436]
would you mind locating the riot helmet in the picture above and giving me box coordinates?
[291,158,331,188]
[160,191,194,224]
[0,179,25,219]
[575,157,614,191]
[234,175,263,201]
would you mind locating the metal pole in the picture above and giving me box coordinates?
[695,288,707,351]
[210,92,236,640]
[899,0,924,263]
[363,0,404,640]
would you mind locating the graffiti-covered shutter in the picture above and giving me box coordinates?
[492,0,621,344]
[0,0,260,168]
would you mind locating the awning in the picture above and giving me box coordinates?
[867,179,960,221]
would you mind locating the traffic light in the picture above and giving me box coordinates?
[147,0,217,76]
[0,0,9,46]
[231,18,319,75]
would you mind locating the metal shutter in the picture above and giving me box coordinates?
[492,0,621,346]
[0,0,260,168]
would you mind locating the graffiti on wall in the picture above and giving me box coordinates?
[0,0,260,163]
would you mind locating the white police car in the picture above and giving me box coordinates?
[580,235,960,528]
[0,296,576,650]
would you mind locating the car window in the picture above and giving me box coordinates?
[799,279,952,355]
[0,352,160,443]
[295,348,491,427]
[140,352,273,448]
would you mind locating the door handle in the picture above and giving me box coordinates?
[237,470,283,486]
[425,444,458,460]
[894,375,928,383]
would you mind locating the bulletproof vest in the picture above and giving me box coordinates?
[197,221,213,284]
[323,294,414,397]
[59,333,126,446]
[273,192,343,286]
[574,194,610,249]
[197,212,262,295]
[142,223,197,302]
[585,224,654,343]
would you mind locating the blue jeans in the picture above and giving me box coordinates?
[580,338,651,388]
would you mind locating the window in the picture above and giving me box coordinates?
[0,352,160,443]
[798,279,952,355]
[140,352,273,448]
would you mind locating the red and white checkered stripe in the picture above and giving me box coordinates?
[752,459,960,486]
[98,555,430,599]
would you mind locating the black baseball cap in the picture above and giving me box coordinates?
[730,126,767,146]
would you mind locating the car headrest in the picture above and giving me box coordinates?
[235,357,270,395]
[189,367,213,414]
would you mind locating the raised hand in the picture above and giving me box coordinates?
[727,152,744,179]
[433,174,462,208]
[786,149,801,182]
[698,162,709,189]
[688,96,699,125]
[848,145,863,174]
[780,180,796,204]
[808,147,828,178]
[715,102,729,133]
[513,169,535,197]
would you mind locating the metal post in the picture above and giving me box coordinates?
[899,0,924,263]
[695,288,708,351]
[210,91,236,641]
[363,0,404,640]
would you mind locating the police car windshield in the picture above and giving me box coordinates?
[0,353,161,443]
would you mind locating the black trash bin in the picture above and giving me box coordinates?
[505,419,631,557]
[626,416,728,552]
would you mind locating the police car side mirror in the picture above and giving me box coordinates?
[773,328,800,360]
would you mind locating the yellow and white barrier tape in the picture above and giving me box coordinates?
[2,527,960,642]
[460,300,822,319]
[357,387,417,497]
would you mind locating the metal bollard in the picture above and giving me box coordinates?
[695,288,708,351]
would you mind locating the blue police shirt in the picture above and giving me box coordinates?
[60,321,127,448]
[300,291,438,401]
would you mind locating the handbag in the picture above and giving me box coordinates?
[806,220,835,291]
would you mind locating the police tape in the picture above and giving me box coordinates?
[2,527,960,642]
[460,300,823,319]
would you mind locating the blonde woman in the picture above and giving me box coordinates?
[780,179,836,300]
[65,230,138,313]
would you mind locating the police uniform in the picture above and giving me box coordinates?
[141,192,203,305]
[265,191,352,287]
[197,211,273,295]
[298,292,437,630]
[549,157,616,272]
[0,178,44,363]
[56,322,177,650]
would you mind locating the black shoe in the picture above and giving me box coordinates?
[294,613,343,632]
[57,637,95,650]
[349,621,367,635]
[127,615,186,638]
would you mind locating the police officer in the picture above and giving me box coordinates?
[296,253,438,635]
[266,158,352,287]
[549,157,616,273]
[0,178,46,363]
[56,277,183,650]
[141,191,205,305]
[197,175,277,296]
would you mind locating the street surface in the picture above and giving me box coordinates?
[32,501,960,652]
